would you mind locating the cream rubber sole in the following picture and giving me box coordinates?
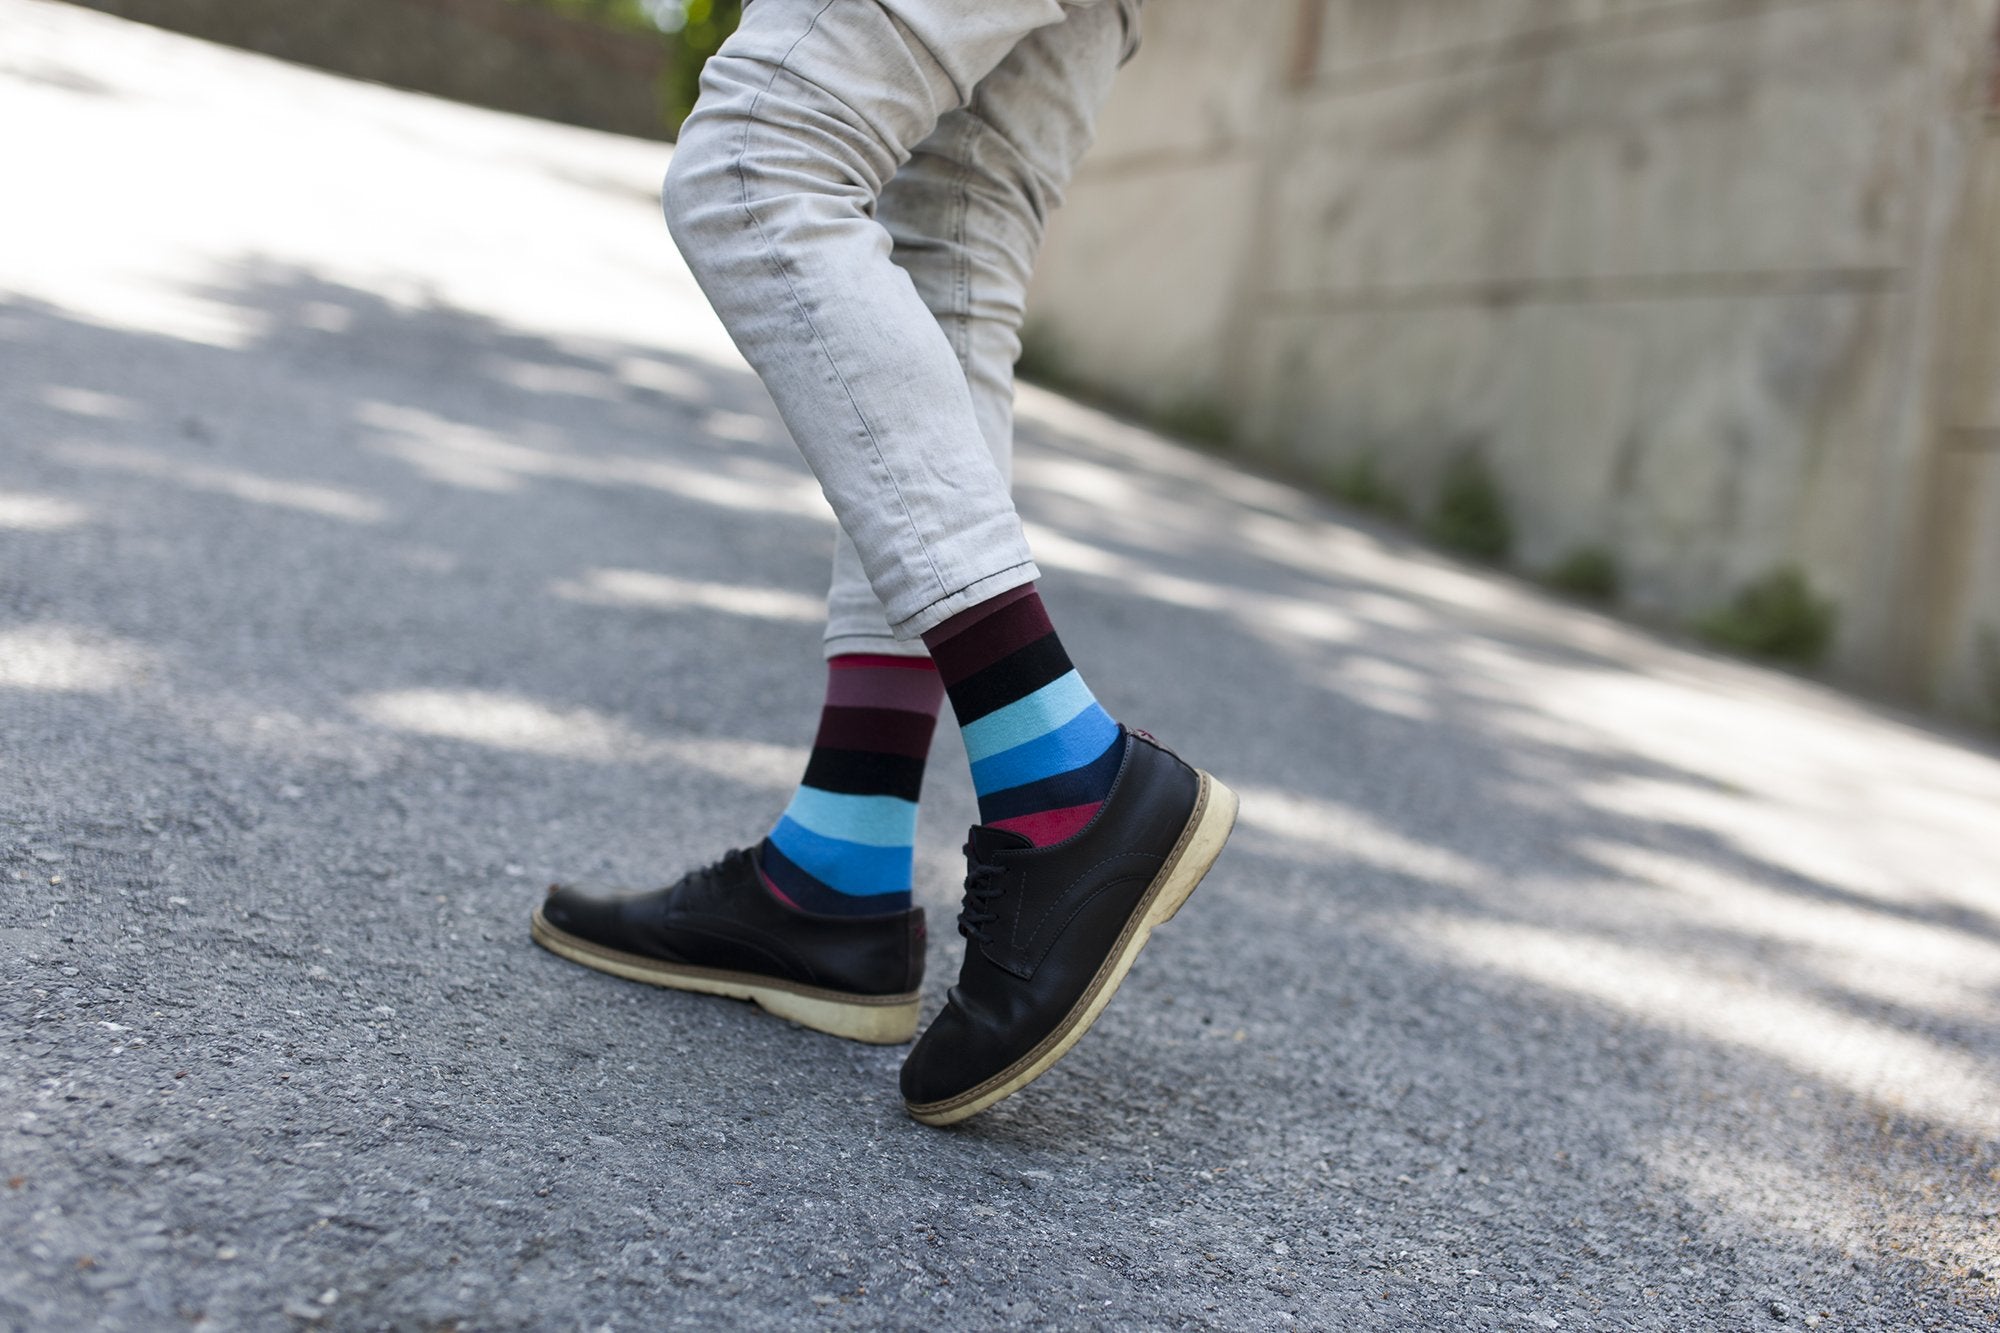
[905,771,1240,1126]
[529,909,921,1045]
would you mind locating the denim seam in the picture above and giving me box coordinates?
[949,112,976,367]
[895,558,1038,632]
[732,0,953,607]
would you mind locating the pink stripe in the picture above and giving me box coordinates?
[760,868,801,910]
[825,663,946,714]
[831,653,936,671]
[990,802,1101,847]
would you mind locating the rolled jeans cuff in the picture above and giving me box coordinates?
[828,558,1041,657]
[895,558,1042,637]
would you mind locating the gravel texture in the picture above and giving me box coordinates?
[4,4,1999,1328]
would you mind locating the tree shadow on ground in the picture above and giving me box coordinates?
[4,260,1998,1329]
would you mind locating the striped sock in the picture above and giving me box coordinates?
[759,654,945,916]
[921,585,1122,847]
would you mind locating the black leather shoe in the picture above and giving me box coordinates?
[530,846,925,1044]
[900,729,1238,1124]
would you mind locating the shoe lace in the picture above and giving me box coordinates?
[666,847,752,900]
[956,844,1006,944]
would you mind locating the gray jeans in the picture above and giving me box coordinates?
[662,0,1138,656]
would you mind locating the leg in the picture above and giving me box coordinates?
[541,2,1241,1103]
[770,5,1136,918]
[669,0,1236,1122]
[663,0,1086,637]
[824,0,1137,659]
[533,0,1139,1040]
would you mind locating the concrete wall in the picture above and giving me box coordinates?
[1030,0,2000,719]
[64,0,669,138]
[1919,96,2000,722]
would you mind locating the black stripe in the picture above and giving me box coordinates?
[945,633,1072,725]
[802,748,927,803]
[978,732,1125,821]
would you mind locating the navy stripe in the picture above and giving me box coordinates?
[977,732,1125,823]
[759,839,903,917]
[801,749,927,802]
[760,837,831,900]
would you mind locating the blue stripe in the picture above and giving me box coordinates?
[960,671,1094,763]
[970,703,1121,797]
[767,817,912,896]
[980,731,1126,822]
[759,839,903,916]
[781,787,919,848]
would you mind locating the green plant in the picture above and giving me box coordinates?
[1976,626,2000,730]
[1543,546,1620,601]
[503,0,738,133]
[1324,454,1409,520]
[1155,396,1233,449]
[658,0,743,134]
[1015,322,1081,393]
[1694,566,1836,665]
[1425,451,1512,562]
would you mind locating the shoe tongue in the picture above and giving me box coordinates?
[968,824,1034,858]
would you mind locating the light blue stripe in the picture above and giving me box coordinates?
[961,671,1095,763]
[970,703,1120,797]
[768,818,912,896]
[781,787,919,848]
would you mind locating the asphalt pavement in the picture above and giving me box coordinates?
[4,3,2000,1328]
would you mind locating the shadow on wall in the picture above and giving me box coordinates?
[6,256,2000,1316]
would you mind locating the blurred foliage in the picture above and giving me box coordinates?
[1543,545,1620,601]
[508,0,739,131]
[1979,628,2000,730]
[1016,321,1087,395]
[1695,566,1835,665]
[1425,451,1513,562]
[1156,395,1234,450]
[1324,454,1409,521]
[660,0,741,133]
[511,0,660,31]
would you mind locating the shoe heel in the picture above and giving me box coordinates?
[1153,773,1238,925]
[756,990,922,1045]
[532,908,922,1045]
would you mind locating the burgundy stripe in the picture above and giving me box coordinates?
[824,663,946,713]
[923,589,1054,687]
[813,705,939,759]
[830,653,936,672]
[923,582,1038,647]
